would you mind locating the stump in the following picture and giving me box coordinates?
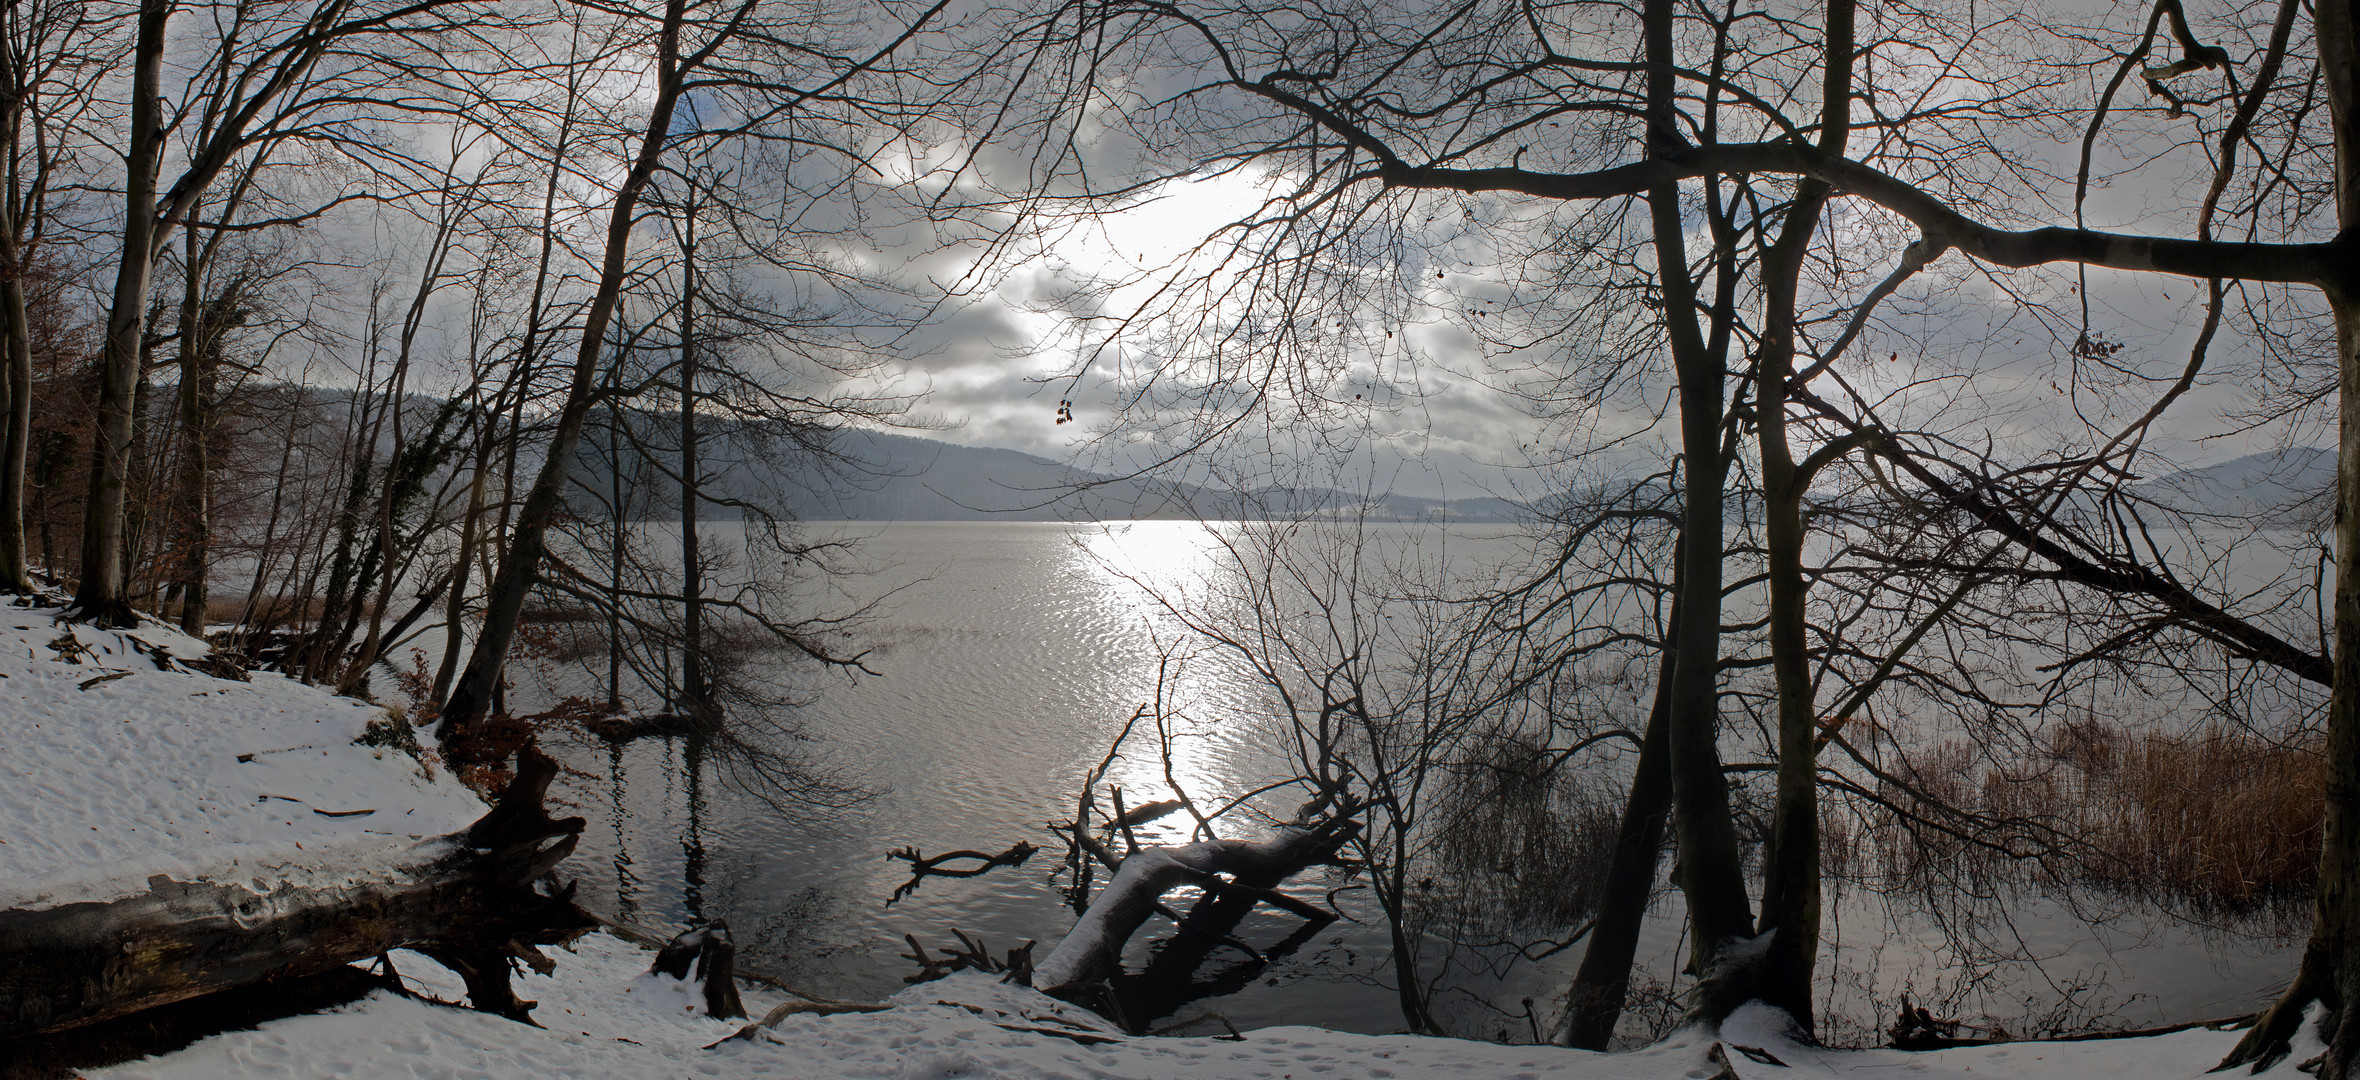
[647,922,746,1019]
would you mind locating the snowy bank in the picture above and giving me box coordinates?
[78,926,2296,1080]
[0,611,485,912]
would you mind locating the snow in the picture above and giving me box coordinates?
[0,610,485,911]
[80,927,2290,1080]
[0,604,2309,1078]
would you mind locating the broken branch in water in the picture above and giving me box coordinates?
[884,841,1040,905]
[900,930,1036,985]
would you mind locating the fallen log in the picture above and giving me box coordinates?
[1,963,392,1080]
[0,744,595,1039]
[1032,811,1356,996]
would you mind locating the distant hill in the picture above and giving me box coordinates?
[2142,446,2332,526]
[576,426,1531,523]
[580,429,2347,527]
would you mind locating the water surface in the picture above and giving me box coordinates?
[550,520,2299,1043]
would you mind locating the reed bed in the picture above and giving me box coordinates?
[1869,719,2322,915]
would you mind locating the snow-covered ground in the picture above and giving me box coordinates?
[0,610,483,911]
[0,604,2304,1078]
[79,928,2284,1080]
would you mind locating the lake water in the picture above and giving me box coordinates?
[543,519,2301,1045]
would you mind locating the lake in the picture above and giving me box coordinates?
[542,519,2300,1045]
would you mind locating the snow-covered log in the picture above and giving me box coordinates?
[0,745,594,1039]
[1032,818,1353,994]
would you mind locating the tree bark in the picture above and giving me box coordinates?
[171,227,213,635]
[121,365,155,609]
[0,0,46,598]
[647,923,745,1019]
[2220,308,2360,1080]
[1562,557,1679,1049]
[1644,0,1753,1012]
[70,0,164,627]
[2218,0,2360,1073]
[0,248,31,595]
[434,416,490,705]
[1747,0,1856,1037]
[0,745,592,1038]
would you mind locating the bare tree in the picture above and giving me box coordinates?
[71,0,515,626]
[0,0,109,593]
[940,0,2360,1055]
[434,0,953,748]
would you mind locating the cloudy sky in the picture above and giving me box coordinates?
[863,177,2311,505]
[816,0,2333,506]
[253,0,2327,509]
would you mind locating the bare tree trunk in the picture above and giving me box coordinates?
[0,87,34,596]
[0,249,31,594]
[1750,282,1823,1031]
[173,227,210,634]
[1646,0,1752,1011]
[0,0,41,596]
[436,415,490,704]
[1745,0,1856,1035]
[677,193,708,725]
[2220,0,2360,1071]
[439,0,697,744]
[71,0,164,627]
[1562,550,1680,1049]
[32,431,55,579]
[2223,304,2360,1074]
[166,184,261,638]
[122,363,156,609]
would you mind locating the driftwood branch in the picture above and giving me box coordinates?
[900,930,1036,985]
[885,841,1040,905]
[1887,992,2256,1050]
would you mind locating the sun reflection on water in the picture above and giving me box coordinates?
[1065,521,1290,845]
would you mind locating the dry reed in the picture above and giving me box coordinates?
[1869,719,2321,915]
